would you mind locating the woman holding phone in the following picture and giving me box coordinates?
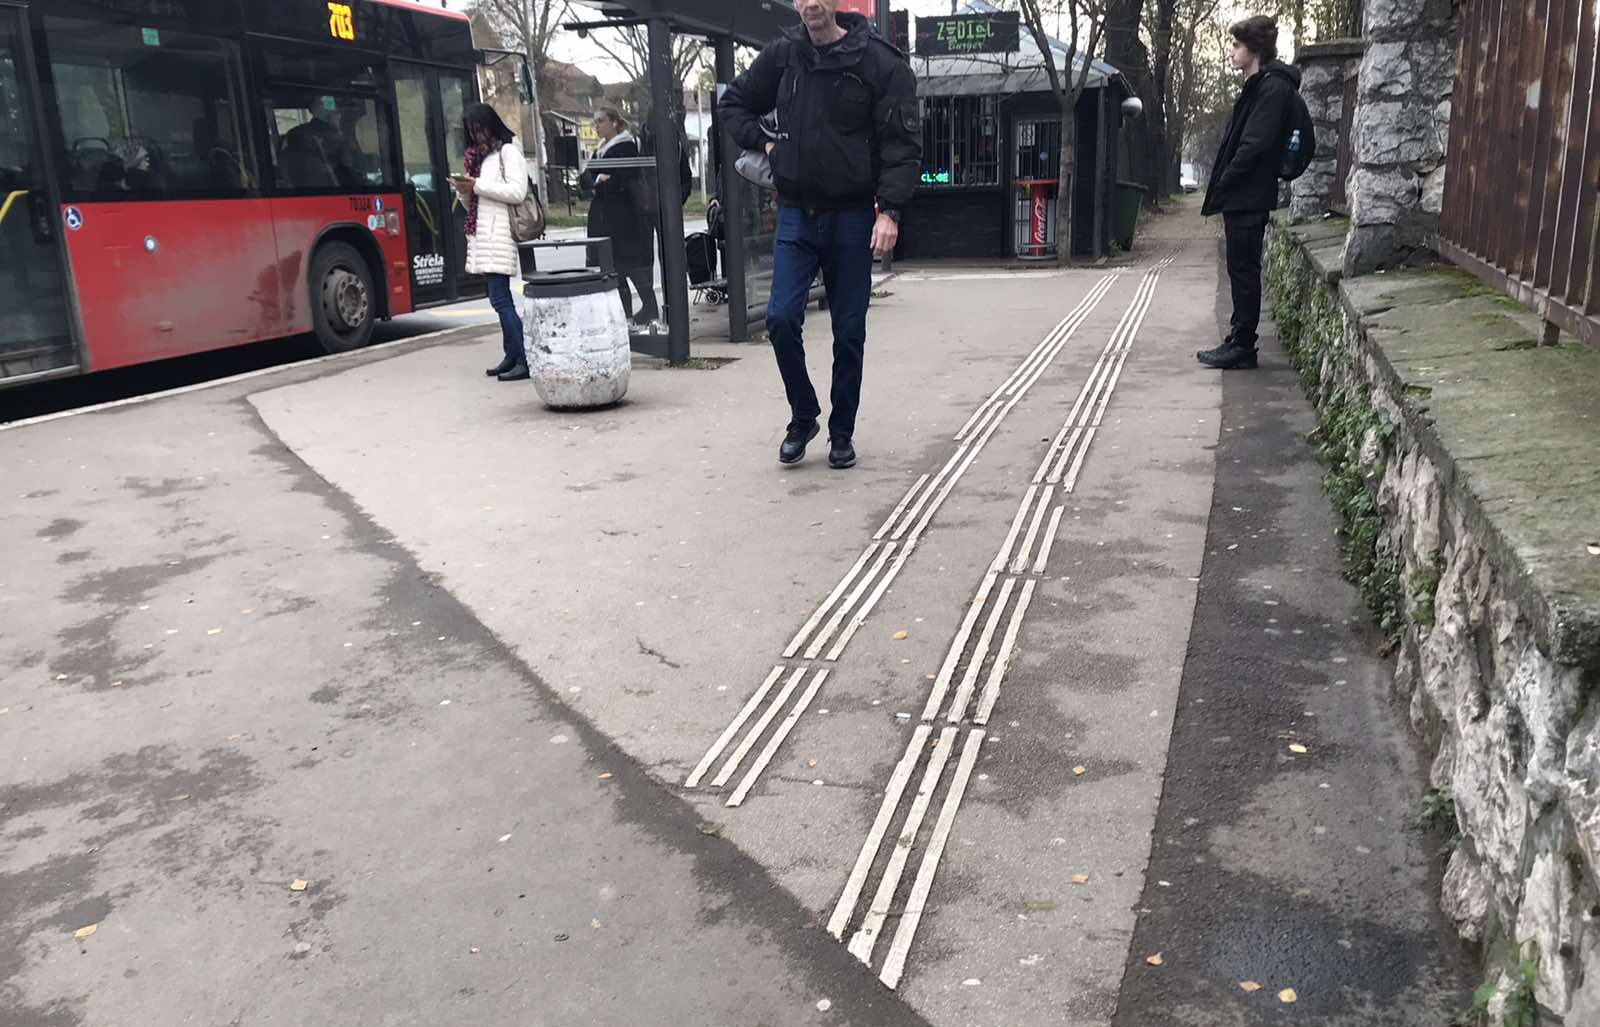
[453,103,530,381]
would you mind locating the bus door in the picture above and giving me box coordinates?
[0,5,77,383]
[393,62,478,306]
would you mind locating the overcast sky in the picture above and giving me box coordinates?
[544,1,1032,79]
[538,1,1248,81]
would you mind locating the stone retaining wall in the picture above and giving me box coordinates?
[1289,40,1364,224]
[1268,219,1600,1025]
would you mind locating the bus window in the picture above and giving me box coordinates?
[42,18,249,199]
[258,46,395,193]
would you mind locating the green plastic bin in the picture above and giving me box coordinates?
[1114,181,1148,251]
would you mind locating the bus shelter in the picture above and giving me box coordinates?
[564,0,797,362]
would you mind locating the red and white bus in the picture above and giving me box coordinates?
[0,0,494,389]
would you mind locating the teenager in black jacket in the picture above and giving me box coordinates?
[720,2,920,470]
[1198,15,1301,370]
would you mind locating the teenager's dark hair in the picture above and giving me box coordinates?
[463,103,515,147]
[1230,15,1279,64]
[597,106,628,130]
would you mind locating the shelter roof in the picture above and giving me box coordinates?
[568,0,796,47]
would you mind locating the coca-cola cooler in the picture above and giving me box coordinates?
[1012,117,1062,259]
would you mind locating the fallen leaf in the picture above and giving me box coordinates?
[1071,874,1090,885]
[1240,980,1262,993]
[807,759,817,768]
[470,946,480,954]
[1289,743,1309,754]
[0,707,9,716]
[1073,766,1087,776]
[290,879,308,892]
[1588,543,1600,556]
[598,772,612,780]
[892,630,909,641]
[1278,988,1298,1004]
[697,822,721,837]
[74,924,97,940]
[1145,953,1164,966]
[591,918,601,929]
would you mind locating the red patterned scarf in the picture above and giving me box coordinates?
[463,144,488,236]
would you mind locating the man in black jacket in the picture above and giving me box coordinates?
[720,1,920,469]
[1198,15,1301,370]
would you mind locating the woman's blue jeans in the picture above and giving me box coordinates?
[485,274,526,364]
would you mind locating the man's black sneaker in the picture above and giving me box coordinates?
[828,436,856,469]
[497,362,531,381]
[486,357,515,377]
[779,420,819,465]
[1197,343,1258,370]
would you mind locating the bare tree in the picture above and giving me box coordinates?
[582,25,706,132]
[472,0,572,203]
[1011,0,1109,265]
[1153,0,1221,191]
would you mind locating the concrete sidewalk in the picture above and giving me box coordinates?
[2,202,1471,1026]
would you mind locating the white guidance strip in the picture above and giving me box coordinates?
[726,668,830,807]
[1010,486,1057,574]
[943,578,1017,725]
[953,279,1113,442]
[920,571,999,722]
[973,579,1037,725]
[831,262,1173,989]
[783,543,882,659]
[827,723,934,939]
[847,726,958,965]
[684,664,786,788]
[878,727,986,990]
[685,277,1123,792]
[709,667,808,788]
[803,542,899,661]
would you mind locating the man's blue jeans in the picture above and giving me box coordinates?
[766,205,875,441]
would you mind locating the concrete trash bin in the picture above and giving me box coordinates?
[521,268,631,409]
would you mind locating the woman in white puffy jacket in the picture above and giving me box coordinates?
[453,104,530,381]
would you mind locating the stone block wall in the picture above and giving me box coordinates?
[1288,40,1365,224]
[1269,221,1600,1025]
[1343,0,1459,275]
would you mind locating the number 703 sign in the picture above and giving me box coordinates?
[328,2,356,42]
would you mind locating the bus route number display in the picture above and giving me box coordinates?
[328,2,356,42]
[915,13,1021,57]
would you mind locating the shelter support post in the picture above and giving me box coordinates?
[1093,87,1108,259]
[648,15,691,364]
[713,36,750,342]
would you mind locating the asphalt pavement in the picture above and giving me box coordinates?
[1,201,1474,1026]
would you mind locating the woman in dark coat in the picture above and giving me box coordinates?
[585,107,658,326]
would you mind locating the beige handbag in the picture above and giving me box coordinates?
[498,146,545,242]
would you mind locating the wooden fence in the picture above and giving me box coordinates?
[1439,0,1599,346]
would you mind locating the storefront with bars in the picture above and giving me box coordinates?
[896,19,1131,261]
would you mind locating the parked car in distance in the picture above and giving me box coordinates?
[1180,163,1199,193]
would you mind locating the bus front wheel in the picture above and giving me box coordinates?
[310,241,376,354]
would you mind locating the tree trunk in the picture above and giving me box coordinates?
[1104,0,1160,200]
[1151,0,1176,196]
[1054,101,1077,267]
[519,5,549,206]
